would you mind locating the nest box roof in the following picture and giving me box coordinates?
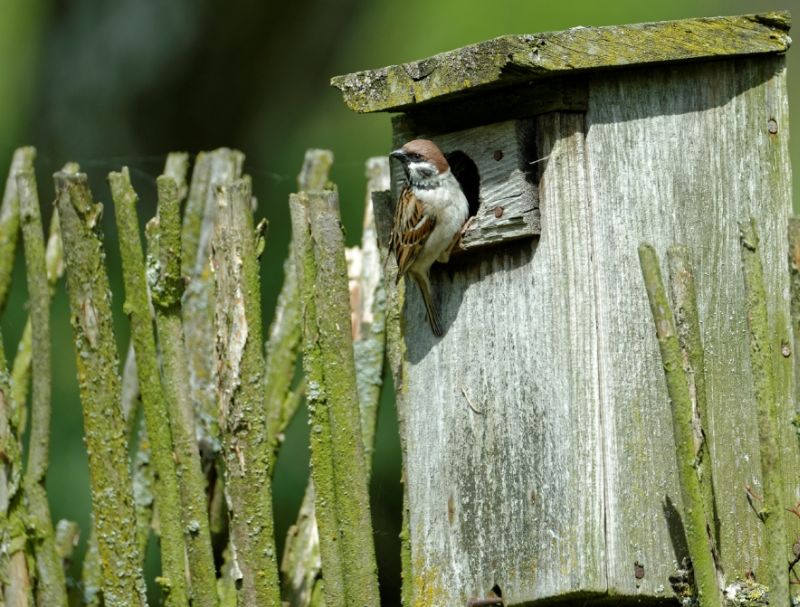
[331,12,791,113]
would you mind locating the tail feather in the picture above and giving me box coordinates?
[414,273,443,337]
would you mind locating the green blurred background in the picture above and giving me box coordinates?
[0,0,796,603]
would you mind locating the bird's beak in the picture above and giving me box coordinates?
[389,149,407,162]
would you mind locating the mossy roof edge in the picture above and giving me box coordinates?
[331,11,791,113]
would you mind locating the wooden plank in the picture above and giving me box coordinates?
[392,119,540,253]
[399,112,605,605]
[332,12,790,113]
[393,78,588,136]
[584,55,799,596]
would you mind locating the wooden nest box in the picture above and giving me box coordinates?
[333,12,799,606]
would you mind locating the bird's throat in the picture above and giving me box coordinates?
[410,169,451,191]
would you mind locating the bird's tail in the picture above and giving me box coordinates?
[414,273,443,337]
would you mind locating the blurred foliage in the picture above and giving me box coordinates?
[0,0,45,166]
[0,0,795,603]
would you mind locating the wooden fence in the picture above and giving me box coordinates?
[0,145,799,607]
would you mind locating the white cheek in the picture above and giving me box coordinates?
[408,161,437,181]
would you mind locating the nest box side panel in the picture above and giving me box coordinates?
[398,112,605,605]
[585,55,799,595]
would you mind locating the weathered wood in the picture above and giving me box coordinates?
[297,149,334,191]
[55,171,147,607]
[739,219,789,606]
[0,326,32,607]
[585,56,798,596]
[0,329,21,533]
[395,111,604,605]
[0,147,35,315]
[393,78,588,137]
[281,157,388,607]
[666,245,719,558]
[298,189,381,607]
[9,206,64,442]
[111,168,189,607]
[54,519,80,571]
[370,190,415,606]
[149,171,219,607]
[278,150,335,607]
[265,149,334,466]
[373,52,799,605]
[639,244,722,607]
[392,119,540,253]
[331,12,790,113]
[352,156,390,457]
[213,179,280,606]
[291,194,347,606]
[789,217,800,438]
[183,148,245,450]
[17,169,68,607]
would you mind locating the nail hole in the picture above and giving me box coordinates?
[768,118,778,134]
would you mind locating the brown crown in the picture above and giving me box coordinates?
[402,139,449,174]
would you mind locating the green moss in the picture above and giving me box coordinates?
[307,190,380,607]
[55,170,147,607]
[297,149,334,191]
[638,244,721,607]
[110,168,189,607]
[331,12,790,113]
[18,168,68,607]
[213,179,281,606]
[291,193,347,606]
[666,246,719,552]
[739,220,790,607]
[0,147,35,313]
[181,148,244,452]
[149,171,219,607]
[411,559,445,607]
[291,190,382,607]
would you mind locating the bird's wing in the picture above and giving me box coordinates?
[390,185,435,279]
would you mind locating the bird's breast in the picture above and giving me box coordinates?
[411,181,469,271]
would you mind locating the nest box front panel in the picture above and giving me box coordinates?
[392,118,541,255]
[385,111,606,605]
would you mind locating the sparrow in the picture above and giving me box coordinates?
[388,139,470,336]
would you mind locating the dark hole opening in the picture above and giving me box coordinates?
[445,150,480,218]
[518,118,542,190]
[490,584,503,598]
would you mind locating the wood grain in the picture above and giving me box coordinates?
[390,55,798,605]
[332,12,790,113]
[585,56,798,596]
[399,111,604,605]
[392,119,540,254]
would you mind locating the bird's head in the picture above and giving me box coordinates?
[390,139,449,187]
